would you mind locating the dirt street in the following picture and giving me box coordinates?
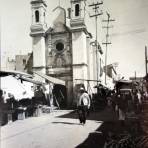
[0,110,102,148]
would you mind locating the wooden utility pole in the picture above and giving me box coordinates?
[89,1,103,86]
[58,0,61,6]
[102,12,115,85]
[135,71,137,80]
[145,46,148,75]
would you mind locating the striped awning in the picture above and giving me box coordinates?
[34,71,65,86]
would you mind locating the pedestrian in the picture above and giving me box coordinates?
[111,90,116,112]
[117,93,127,126]
[133,90,139,113]
[106,91,114,111]
[0,89,4,125]
[44,81,52,106]
[137,90,142,113]
[77,87,90,125]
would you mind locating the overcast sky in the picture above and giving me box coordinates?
[1,0,148,79]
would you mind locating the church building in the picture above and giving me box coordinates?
[30,0,104,107]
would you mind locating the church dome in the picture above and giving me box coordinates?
[53,6,66,26]
[31,0,47,6]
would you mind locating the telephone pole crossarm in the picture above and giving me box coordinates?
[90,12,103,17]
[102,19,115,22]
[102,42,111,45]
[89,1,103,7]
[89,1,103,86]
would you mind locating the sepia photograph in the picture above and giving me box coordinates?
[0,0,148,147]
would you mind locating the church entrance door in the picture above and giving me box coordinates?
[52,84,67,109]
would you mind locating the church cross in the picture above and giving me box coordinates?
[58,0,61,6]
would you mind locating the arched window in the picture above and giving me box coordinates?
[75,4,80,16]
[35,10,39,22]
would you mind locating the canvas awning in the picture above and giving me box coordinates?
[19,76,44,85]
[0,69,32,78]
[34,71,65,86]
[0,76,34,100]
[0,70,43,85]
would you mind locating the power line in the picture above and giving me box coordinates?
[89,1,103,86]
[102,12,115,85]
[85,0,107,40]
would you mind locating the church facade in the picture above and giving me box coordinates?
[30,0,104,107]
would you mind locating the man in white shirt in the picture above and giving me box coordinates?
[77,87,90,125]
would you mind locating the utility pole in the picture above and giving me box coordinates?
[89,1,103,86]
[145,46,148,75]
[135,71,137,80]
[58,0,61,6]
[102,12,115,85]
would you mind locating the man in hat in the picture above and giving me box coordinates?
[77,87,91,125]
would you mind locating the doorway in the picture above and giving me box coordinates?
[52,84,67,109]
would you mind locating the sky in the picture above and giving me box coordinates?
[0,0,148,79]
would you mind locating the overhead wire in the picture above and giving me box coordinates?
[85,0,107,42]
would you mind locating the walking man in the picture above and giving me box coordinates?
[117,93,127,126]
[77,87,91,125]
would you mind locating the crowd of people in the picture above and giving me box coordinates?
[106,89,146,125]
[75,84,147,126]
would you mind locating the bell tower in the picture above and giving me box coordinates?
[70,0,91,91]
[70,0,86,28]
[30,0,47,79]
[30,0,47,35]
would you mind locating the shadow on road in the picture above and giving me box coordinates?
[56,108,119,148]
[75,121,121,148]
[57,107,144,148]
[57,107,118,122]
[52,121,80,125]
[75,120,144,148]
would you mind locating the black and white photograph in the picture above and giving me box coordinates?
[0,0,148,147]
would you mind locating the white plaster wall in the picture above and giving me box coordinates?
[86,37,90,80]
[73,65,88,82]
[32,36,46,68]
[88,45,98,93]
[72,32,87,65]
[40,7,46,24]
[89,45,94,81]
[72,31,88,86]
[92,46,97,81]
